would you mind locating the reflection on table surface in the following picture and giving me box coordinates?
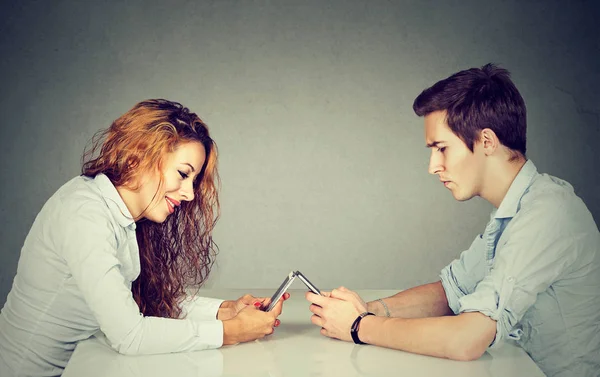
[63,289,545,377]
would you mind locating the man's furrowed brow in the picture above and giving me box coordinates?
[426,141,443,148]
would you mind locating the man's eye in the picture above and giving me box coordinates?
[178,171,189,179]
[438,147,446,153]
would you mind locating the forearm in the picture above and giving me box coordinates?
[110,316,224,355]
[358,312,496,360]
[367,281,453,318]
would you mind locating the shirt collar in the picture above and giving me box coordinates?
[492,159,538,220]
[93,173,136,229]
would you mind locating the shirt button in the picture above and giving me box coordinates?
[507,276,515,282]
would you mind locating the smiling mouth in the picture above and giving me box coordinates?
[166,198,175,214]
[165,197,179,214]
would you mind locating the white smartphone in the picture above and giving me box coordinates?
[295,270,322,295]
[265,271,296,312]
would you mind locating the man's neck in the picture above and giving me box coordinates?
[481,157,527,208]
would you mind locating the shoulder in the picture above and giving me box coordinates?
[45,175,117,232]
[518,173,596,231]
[523,173,574,204]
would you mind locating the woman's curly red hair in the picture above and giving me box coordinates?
[81,99,220,318]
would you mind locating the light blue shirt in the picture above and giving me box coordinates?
[0,174,225,377]
[440,160,600,377]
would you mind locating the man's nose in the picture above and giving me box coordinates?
[428,151,443,175]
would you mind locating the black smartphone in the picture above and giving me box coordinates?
[264,271,296,312]
[295,270,321,295]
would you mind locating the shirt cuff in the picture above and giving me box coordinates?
[193,319,224,348]
[439,266,462,314]
[181,296,225,321]
[458,276,519,348]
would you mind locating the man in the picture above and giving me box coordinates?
[306,64,600,377]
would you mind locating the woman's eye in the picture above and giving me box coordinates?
[178,171,189,179]
[438,147,446,153]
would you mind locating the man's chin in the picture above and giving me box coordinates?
[453,193,475,202]
[450,189,474,202]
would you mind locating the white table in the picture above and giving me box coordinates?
[63,289,546,377]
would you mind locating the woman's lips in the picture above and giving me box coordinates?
[165,197,180,214]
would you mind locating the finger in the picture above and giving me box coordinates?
[320,327,337,339]
[241,294,256,304]
[253,298,267,309]
[244,303,261,312]
[320,327,327,336]
[311,314,324,327]
[305,291,330,307]
[330,288,355,301]
[322,328,341,340]
[268,295,285,317]
[261,297,272,308]
[282,292,290,300]
[274,319,280,327]
[309,304,324,317]
[339,286,360,300]
[259,295,274,311]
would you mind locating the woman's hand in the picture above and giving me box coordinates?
[221,292,289,345]
[217,293,272,321]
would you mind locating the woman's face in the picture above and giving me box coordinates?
[135,141,206,223]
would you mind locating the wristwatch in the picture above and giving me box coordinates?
[350,312,374,344]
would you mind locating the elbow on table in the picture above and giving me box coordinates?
[108,331,143,356]
[447,342,488,361]
[446,312,496,361]
[111,342,140,356]
[447,331,496,361]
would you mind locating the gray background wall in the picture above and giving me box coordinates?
[0,0,598,304]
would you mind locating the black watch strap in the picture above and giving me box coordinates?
[350,312,374,344]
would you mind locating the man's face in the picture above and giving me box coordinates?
[424,110,485,201]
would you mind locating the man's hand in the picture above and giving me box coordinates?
[306,286,367,342]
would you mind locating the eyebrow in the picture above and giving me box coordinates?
[426,141,445,148]
[183,163,196,172]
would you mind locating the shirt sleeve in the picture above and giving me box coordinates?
[440,234,488,313]
[180,295,224,321]
[57,200,224,355]
[457,201,579,347]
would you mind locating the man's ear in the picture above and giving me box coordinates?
[480,128,499,156]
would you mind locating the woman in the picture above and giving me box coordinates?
[0,99,287,377]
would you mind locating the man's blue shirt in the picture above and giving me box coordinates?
[440,160,600,377]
